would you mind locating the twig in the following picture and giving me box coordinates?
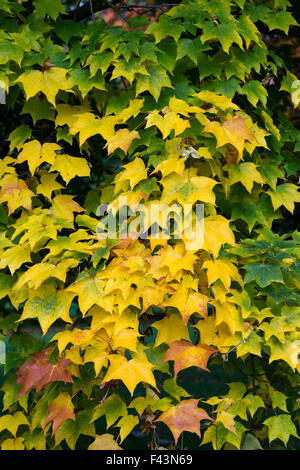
[218,328,259,362]
[117,4,179,9]
[89,0,96,21]
[107,2,129,22]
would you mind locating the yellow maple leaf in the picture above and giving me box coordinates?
[115,157,147,189]
[202,215,236,258]
[36,173,63,199]
[88,434,122,450]
[50,154,90,184]
[194,90,239,111]
[103,354,156,395]
[161,170,218,205]
[146,110,190,139]
[17,141,61,175]
[106,128,140,155]
[16,67,70,106]
[153,314,190,347]
[203,259,242,290]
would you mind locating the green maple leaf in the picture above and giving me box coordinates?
[8,125,32,151]
[21,97,55,125]
[258,162,284,191]
[264,414,298,446]
[20,282,75,334]
[0,41,23,65]
[0,272,15,300]
[271,390,288,412]
[244,262,284,288]
[54,409,95,449]
[33,0,65,20]
[111,57,149,84]
[136,65,173,101]
[267,183,300,214]
[240,80,268,107]
[68,68,106,97]
[92,394,127,428]
[201,20,243,54]
[266,10,297,35]
[146,16,184,43]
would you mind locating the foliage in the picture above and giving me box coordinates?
[0,0,299,451]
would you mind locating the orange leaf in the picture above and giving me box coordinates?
[43,393,75,435]
[163,341,216,377]
[16,348,73,396]
[156,399,212,444]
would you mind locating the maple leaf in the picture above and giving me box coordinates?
[16,348,73,396]
[163,341,216,377]
[114,415,139,443]
[244,262,284,288]
[51,194,84,228]
[194,90,239,111]
[267,183,300,214]
[136,65,173,102]
[43,393,75,435]
[17,141,61,175]
[16,67,70,106]
[0,174,34,214]
[111,57,149,84]
[146,110,190,139]
[161,171,217,206]
[227,162,264,193]
[50,154,90,184]
[0,243,31,275]
[153,156,185,179]
[115,157,147,189]
[201,19,243,54]
[202,215,236,258]
[68,113,118,146]
[156,242,197,277]
[204,117,255,158]
[216,411,237,434]
[164,288,208,323]
[20,282,75,334]
[153,314,190,348]
[67,272,105,315]
[212,300,240,336]
[84,342,109,376]
[106,129,140,155]
[203,259,242,290]
[0,411,29,437]
[36,173,64,199]
[103,354,157,395]
[156,399,212,444]
[264,414,298,446]
[268,336,300,370]
[88,434,123,450]
[1,437,25,450]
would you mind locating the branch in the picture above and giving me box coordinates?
[65,1,180,22]
[65,0,118,22]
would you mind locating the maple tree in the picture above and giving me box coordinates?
[0,0,299,451]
